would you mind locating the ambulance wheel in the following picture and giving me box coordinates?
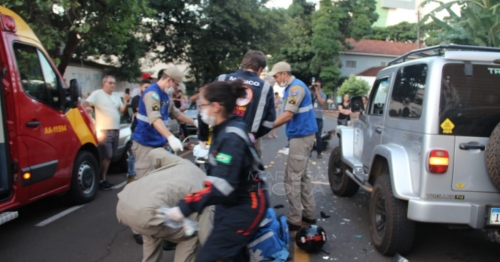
[486,122,500,190]
[327,146,359,196]
[67,151,99,204]
[369,175,415,255]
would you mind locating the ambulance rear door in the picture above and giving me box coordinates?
[0,60,12,203]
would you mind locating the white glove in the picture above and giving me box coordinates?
[193,144,209,158]
[199,141,207,150]
[165,207,185,222]
[193,119,199,129]
[167,135,184,152]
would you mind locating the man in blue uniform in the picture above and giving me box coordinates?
[268,61,318,231]
[197,50,276,157]
[132,65,198,179]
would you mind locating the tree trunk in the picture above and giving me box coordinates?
[57,31,80,76]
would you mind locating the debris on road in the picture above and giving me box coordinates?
[273,204,285,209]
[320,211,331,218]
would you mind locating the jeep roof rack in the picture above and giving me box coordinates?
[387,44,500,66]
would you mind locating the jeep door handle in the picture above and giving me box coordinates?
[26,121,41,128]
[375,127,382,134]
[459,143,485,151]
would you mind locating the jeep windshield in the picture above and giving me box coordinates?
[440,64,500,137]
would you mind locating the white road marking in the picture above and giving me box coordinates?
[35,205,84,227]
[311,181,330,186]
[112,181,127,189]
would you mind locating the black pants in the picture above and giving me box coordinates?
[314,118,324,154]
[179,123,188,138]
[197,190,267,262]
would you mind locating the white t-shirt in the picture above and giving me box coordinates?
[86,89,123,130]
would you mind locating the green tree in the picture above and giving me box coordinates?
[185,0,282,86]
[310,0,341,95]
[421,0,500,47]
[337,75,370,97]
[3,0,152,78]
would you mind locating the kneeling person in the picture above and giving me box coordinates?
[116,149,213,262]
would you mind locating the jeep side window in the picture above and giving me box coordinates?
[389,64,427,119]
[13,43,63,110]
[368,79,389,116]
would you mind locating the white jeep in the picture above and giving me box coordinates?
[328,44,500,256]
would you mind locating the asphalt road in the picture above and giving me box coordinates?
[1,116,499,262]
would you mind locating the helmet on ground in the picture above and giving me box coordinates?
[295,225,327,253]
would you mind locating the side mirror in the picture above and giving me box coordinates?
[67,79,81,108]
[350,96,364,113]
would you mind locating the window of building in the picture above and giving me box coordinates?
[13,43,63,110]
[346,60,357,68]
[388,63,427,119]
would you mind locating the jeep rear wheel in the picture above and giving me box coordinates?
[327,146,359,196]
[369,175,415,256]
[486,122,500,190]
[67,151,99,204]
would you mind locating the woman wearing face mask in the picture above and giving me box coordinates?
[164,79,268,262]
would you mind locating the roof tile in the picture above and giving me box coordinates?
[345,38,420,56]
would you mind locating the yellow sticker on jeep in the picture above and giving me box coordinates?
[441,118,455,134]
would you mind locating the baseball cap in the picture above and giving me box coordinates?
[268,61,291,77]
[160,65,185,89]
[141,72,153,80]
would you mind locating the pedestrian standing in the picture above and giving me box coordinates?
[197,50,276,158]
[163,79,268,262]
[132,65,198,179]
[311,79,327,158]
[83,75,129,190]
[337,93,352,126]
[268,61,318,231]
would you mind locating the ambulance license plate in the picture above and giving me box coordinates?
[488,207,500,225]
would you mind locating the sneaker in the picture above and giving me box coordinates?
[127,176,136,184]
[317,152,323,159]
[99,180,113,190]
[133,234,143,245]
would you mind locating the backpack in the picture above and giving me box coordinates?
[248,208,290,262]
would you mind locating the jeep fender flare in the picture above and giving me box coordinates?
[371,144,417,200]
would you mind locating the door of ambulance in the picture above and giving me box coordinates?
[12,43,73,198]
[0,64,12,203]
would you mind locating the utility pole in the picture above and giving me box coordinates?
[417,9,421,48]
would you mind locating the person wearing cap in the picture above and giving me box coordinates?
[132,65,198,179]
[197,50,276,158]
[141,72,154,81]
[268,61,318,231]
[116,148,214,262]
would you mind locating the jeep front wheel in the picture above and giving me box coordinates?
[327,146,359,196]
[369,175,415,255]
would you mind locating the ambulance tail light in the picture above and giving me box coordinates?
[1,14,16,33]
[428,150,449,174]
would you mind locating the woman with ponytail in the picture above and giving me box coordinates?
[164,79,268,261]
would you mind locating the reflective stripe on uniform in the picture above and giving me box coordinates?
[217,74,227,81]
[137,113,168,126]
[298,104,313,113]
[251,82,271,133]
[262,121,274,129]
[226,126,262,169]
[206,176,234,196]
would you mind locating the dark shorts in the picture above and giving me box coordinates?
[98,129,119,159]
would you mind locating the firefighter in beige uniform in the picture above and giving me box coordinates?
[116,148,213,262]
[132,65,198,179]
[268,62,318,231]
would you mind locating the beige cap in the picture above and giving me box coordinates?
[162,65,185,89]
[267,61,291,76]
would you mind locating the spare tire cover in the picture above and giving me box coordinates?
[486,122,500,190]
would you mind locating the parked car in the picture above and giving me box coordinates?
[329,44,500,256]
[183,101,198,136]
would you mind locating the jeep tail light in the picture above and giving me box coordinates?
[428,150,449,174]
[1,14,16,33]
